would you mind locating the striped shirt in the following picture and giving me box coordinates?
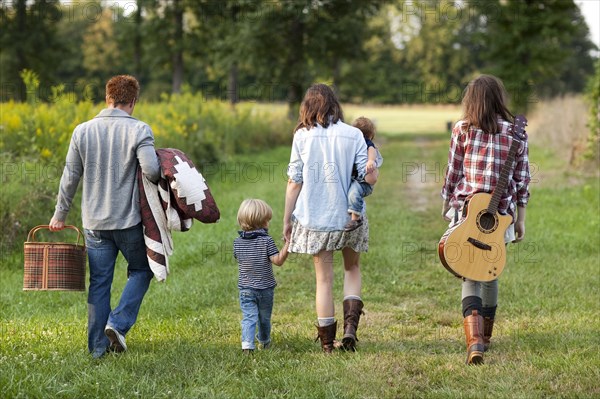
[441,119,530,221]
[233,229,279,289]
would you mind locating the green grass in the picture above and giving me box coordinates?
[249,102,463,136]
[344,104,462,136]
[1,117,599,398]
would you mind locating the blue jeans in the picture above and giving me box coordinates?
[84,223,153,358]
[239,287,274,350]
[348,180,374,215]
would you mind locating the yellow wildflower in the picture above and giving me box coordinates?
[40,148,52,159]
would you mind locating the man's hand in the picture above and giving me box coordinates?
[49,217,65,232]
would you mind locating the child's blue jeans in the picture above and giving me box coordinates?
[239,287,274,350]
[348,179,374,215]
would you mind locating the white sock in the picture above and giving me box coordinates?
[343,295,362,302]
[317,317,335,327]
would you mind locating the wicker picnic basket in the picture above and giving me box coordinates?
[23,225,86,291]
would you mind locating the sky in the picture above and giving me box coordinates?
[577,0,600,51]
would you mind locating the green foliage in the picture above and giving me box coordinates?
[585,60,600,160]
[1,128,599,398]
[479,0,596,112]
[19,69,40,105]
[1,0,596,106]
[0,0,65,101]
[0,92,293,253]
[135,91,293,164]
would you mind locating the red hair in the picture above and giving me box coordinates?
[106,75,140,105]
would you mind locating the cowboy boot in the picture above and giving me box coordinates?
[315,321,337,353]
[342,299,364,351]
[483,317,494,352]
[463,310,485,365]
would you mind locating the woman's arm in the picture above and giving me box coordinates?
[441,127,465,208]
[283,180,302,242]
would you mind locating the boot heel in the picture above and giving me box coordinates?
[466,344,485,365]
[463,310,485,365]
[341,335,357,351]
[342,299,364,351]
[316,321,337,353]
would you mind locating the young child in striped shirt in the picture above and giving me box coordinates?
[233,199,289,353]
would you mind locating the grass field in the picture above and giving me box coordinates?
[1,105,599,398]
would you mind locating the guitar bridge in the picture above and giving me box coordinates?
[467,237,492,251]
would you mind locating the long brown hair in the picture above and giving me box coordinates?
[461,75,514,134]
[294,84,344,132]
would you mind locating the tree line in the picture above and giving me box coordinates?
[1,0,597,113]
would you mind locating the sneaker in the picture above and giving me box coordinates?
[344,218,363,232]
[105,325,127,353]
[242,349,254,355]
[91,347,109,359]
[258,341,271,350]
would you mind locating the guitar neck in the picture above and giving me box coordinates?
[487,128,523,214]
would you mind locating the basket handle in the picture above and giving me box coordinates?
[27,225,85,246]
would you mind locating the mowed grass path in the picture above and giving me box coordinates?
[1,113,599,398]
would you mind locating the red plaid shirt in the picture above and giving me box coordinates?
[441,119,530,220]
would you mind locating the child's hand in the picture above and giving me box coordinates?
[366,160,377,174]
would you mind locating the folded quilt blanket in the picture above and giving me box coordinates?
[138,148,220,281]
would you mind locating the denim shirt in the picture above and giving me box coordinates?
[287,121,368,231]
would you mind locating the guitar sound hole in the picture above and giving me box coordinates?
[478,212,497,233]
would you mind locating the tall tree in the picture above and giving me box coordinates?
[133,0,144,80]
[399,0,485,103]
[0,0,64,101]
[479,0,595,112]
[239,0,383,115]
[171,0,184,93]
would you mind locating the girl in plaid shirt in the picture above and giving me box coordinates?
[441,75,531,365]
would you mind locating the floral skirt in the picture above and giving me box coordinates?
[289,217,369,255]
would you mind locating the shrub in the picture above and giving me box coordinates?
[585,60,599,161]
[0,87,293,255]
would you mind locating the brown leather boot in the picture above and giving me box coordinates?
[483,317,494,352]
[463,310,485,365]
[342,299,364,351]
[316,321,337,353]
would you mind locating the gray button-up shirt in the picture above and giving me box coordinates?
[53,108,160,230]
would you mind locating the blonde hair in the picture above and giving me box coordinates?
[237,199,273,231]
[352,116,376,140]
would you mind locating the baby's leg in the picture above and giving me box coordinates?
[347,180,364,220]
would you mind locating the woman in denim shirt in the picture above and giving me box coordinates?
[283,84,378,353]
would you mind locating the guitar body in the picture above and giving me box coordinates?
[438,193,513,281]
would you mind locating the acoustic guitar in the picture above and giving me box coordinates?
[438,115,527,282]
